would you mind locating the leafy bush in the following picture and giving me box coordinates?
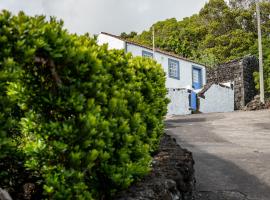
[0,10,168,199]
[253,37,270,98]
[0,10,25,191]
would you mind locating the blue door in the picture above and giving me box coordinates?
[192,67,202,89]
[190,67,202,111]
[190,91,197,111]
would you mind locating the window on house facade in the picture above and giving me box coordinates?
[168,58,180,79]
[142,50,153,58]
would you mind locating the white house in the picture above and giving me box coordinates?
[97,32,236,115]
[97,32,206,90]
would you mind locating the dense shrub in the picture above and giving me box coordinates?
[0,10,26,192]
[254,37,270,98]
[0,10,168,199]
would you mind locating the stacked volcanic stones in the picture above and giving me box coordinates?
[244,95,270,111]
[114,134,195,200]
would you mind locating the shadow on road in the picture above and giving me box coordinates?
[166,117,207,124]
[166,129,270,200]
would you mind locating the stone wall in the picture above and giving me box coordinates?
[206,56,259,110]
[114,134,195,200]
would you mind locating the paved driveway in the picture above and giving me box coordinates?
[166,110,270,200]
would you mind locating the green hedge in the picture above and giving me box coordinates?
[0,10,26,191]
[0,11,168,199]
[254,37,270,98]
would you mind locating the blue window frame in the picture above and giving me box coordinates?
[168,58,180,80]
[142,50,153,58]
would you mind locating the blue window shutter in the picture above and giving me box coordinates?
[168,58,180,80]
[142,50,153,58]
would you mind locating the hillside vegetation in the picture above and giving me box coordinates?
[121,0,270,96]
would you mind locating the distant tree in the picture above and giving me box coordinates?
[229,0,270,9]
[132,0,270,64]
[229,0,255,9]
[120,31,137,39]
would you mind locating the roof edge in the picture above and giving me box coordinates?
[99,32,207,67]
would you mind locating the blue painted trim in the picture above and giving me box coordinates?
[192,65,203,89]
[142,50,153,58]
[168,58,180,80]
[190,91,197,110]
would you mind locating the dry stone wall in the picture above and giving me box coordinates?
[206,56,259,110]
[114,134,195,200]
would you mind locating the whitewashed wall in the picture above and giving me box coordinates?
[126,43,206,89]
[167,89,191,115]
[199,84,234,113]
[97,34,125,50]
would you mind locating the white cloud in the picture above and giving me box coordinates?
[0,0,209,35]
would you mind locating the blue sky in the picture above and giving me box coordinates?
[0,0,209,35]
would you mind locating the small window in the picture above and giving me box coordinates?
[168,58,180,79]
[142,50,153,58]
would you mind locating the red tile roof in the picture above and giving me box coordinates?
[100,32,206,67]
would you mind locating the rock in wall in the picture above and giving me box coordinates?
[242,56,259,105]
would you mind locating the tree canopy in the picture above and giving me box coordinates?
[125,0,268,64]
[123,0,270,96]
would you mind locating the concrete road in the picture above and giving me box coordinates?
[166,110,270,200]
